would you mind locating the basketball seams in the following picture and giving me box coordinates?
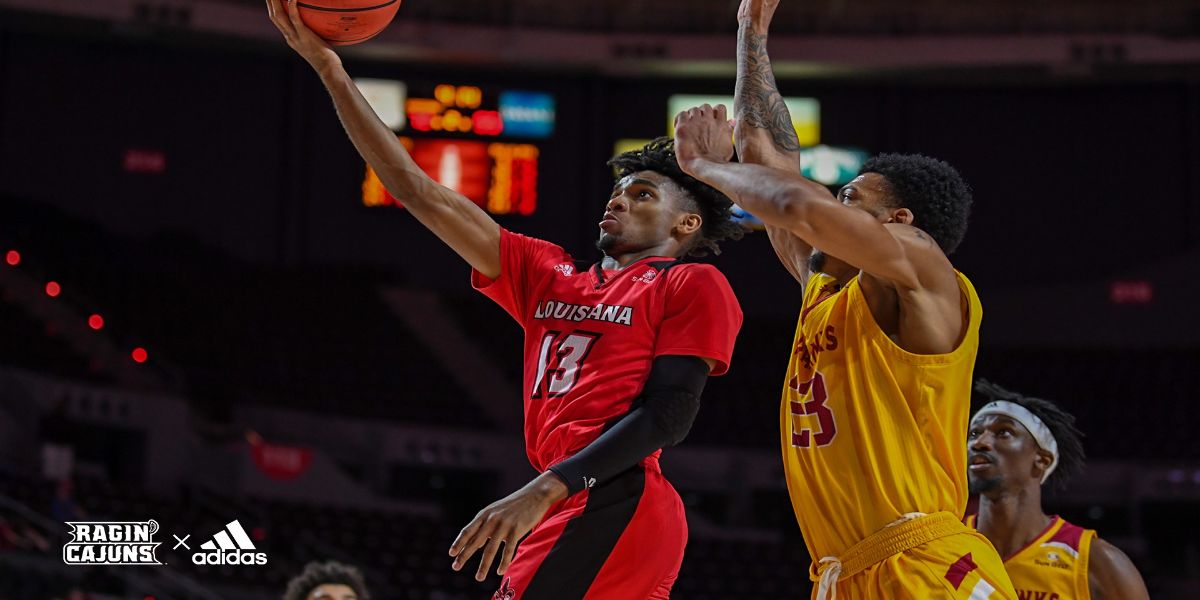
[294,0,400,45]
[295,0,397,13]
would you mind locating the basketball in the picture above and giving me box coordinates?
[295,0,402,46]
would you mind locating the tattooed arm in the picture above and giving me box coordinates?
[735,0,800,169]
[734,0,818,287]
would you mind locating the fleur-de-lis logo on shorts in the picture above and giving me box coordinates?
[493,577,516,600]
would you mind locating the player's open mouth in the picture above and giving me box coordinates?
[599,214,620,229]
[968,455,994,470]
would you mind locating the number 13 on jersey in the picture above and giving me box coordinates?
[531,330,602,399]
[789,371,838,447]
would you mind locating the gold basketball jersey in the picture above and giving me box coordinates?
[967,515,1096,600]
[780,271,983,559]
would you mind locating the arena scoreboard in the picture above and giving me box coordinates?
[357,79,554,216]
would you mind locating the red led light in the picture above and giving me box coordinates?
[88,314,104,330]
[4,250,19,266]
[1110,280,1153,305]
[131,347,148,363]
[472,110,504,136]
[408,111,433,131]
[45,281,61,297]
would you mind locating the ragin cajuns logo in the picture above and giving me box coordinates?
[631,268,657,284]
[553,263,575,276]
[63,520,162,565]
[492,577,516,600]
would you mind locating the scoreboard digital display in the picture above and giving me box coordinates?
[362,138,540,216]
[357,80,554,216]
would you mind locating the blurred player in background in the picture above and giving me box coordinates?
[967,380,1150,600]
[266,1,744,598]
[671,0,1018,597]
[283,560,371,600]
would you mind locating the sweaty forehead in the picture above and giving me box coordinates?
[849,172,889,194]
[615,170,673,189]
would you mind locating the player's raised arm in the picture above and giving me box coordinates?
[735,0,797,171]
[734,0,815,287]
[675,105,943,293]
[266,0,501,278]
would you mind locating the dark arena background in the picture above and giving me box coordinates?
[1,0,1199,598]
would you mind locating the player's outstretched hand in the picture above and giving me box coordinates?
[674,104,735,176]
[449,471,569,582]
[265,0,341,72]
[737,0,781,34]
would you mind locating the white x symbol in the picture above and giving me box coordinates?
[173,534,190,550]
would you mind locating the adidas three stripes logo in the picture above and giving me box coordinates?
[191,520,268,565]
[199,520,257,551]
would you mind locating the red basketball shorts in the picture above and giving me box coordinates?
[492,459,687,600]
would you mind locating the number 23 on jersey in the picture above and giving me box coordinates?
[789,371,838,447]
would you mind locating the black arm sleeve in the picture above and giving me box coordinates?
[546,355,710,496]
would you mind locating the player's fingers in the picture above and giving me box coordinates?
[266,0,283,30]
[449,515,483,557]
[452,521,494,570]
[475,535,505,581]
[497,536,518,575]
[284,0,304,27]
[452,533,488,571]
[716,104,728,121]
[267,0,294,37]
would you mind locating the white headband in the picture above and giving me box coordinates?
[974,400,1059,484]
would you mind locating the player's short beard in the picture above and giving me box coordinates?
[968,475,1003,496]
[597,233,618,254]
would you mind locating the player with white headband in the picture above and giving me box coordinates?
[966,379,1149,600]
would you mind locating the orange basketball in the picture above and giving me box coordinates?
[296,0,402,46]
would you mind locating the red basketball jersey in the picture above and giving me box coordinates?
[473,229,742,471]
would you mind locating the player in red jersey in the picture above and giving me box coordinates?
[267,3,745,598]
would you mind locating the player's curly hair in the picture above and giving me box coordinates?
[861,153,972,255]
[608,136,744,257]
[283,560,370,600]
[973,379,1086,490]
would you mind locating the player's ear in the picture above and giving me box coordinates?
[890,207,914,225]
[1033,449,1054,477]
[674,211,702,237]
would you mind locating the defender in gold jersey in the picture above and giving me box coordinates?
[967,381,1149,600]
[672,1,1018,596]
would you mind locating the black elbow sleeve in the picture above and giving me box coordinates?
[642,355,709,446]
[547,355,711,495]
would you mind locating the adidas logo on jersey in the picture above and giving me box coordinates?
[191,520,268,566]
